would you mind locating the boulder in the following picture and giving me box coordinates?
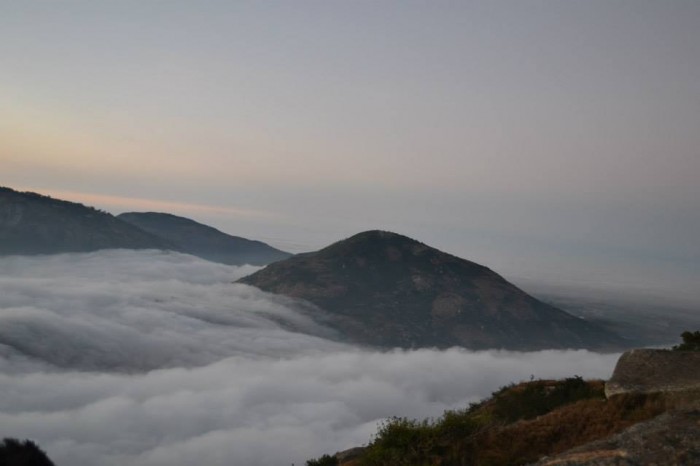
[605,349,700,399]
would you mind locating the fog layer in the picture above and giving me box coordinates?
[0,251,619,465]
[0,251,342,371]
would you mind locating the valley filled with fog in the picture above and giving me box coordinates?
[2,1,698,463]
[0,250,627,465]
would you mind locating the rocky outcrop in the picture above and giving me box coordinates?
[325,349,700,466]
[534,349,700,465]
[533,409,700,466]
[605,349,700,400]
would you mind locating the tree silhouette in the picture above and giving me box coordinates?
[306,453,339,466]
[0,438,55,466]
[672,330,700,351]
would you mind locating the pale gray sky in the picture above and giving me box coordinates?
[2,1,699,299]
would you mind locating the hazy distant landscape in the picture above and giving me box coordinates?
[2,1,699,465]
[0,191,697,464]
[524,282,700,348]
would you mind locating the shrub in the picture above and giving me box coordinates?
[306,453,339,466]
[0,438,55,466]
[360,417,439,466]
[489,376,604,423]
[672,330,700,351]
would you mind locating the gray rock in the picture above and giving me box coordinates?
[533,409,700,466]
[605,349,700,399]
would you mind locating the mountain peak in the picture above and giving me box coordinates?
[344,230,412,241]
[239,231,622,350]
[314,229,478,266]
[318,229,428,255]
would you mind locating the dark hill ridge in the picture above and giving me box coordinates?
[0,187,172,255]
[0,187,290,266]
[239,230,622,350]
[118,212,291,266]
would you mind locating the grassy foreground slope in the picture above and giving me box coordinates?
[310,377,669,466]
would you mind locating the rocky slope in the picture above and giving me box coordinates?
[0,187,172,255]
[239,230,622,350]
[533,409,700,466]
[118,211,291,265]
[605,348,700,397]
[316,346,700,466]
[534,348,700,466]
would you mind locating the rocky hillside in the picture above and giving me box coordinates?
[118,211,291,265]
[310,343,700,466]
[533,409,700,466]
[310,377,668,466]
[605,348,700,397]
[0,187,172,255]
[534,347,700,466]
[239,230,622,350]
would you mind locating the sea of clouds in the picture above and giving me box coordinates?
[0,250,620,466]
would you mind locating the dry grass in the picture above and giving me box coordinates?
[472,392,668,465]
[340,379,672,466]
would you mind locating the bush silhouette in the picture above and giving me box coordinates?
[672,330,700,351]
[306,453,339,466]
[0,438,55,466]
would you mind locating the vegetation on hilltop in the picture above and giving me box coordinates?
[0,438,55,466]
[306,454,340,466]
[672,330,700,351]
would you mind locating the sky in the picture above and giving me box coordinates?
[0,250,620,465]
[2,1,699,300]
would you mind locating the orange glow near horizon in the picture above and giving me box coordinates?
[16,187,279,220]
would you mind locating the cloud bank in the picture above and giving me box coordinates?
[0,250,342,371]
[0,250,620,465]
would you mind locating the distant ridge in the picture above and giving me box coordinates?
[239,230,624,350]
[118,211,291,266]
[0,187,172,254]
[0,187,291,266]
